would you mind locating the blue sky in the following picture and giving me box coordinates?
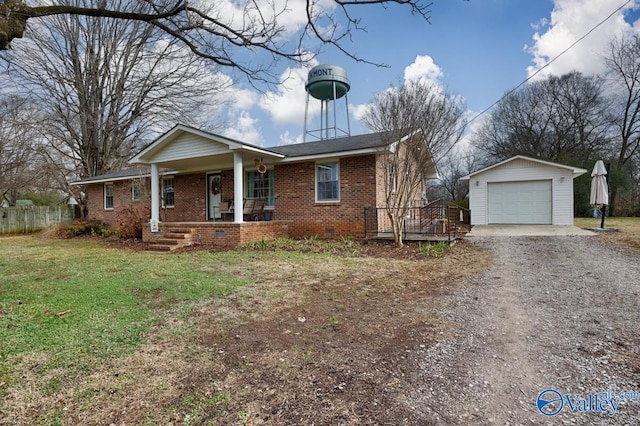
[219,0,640,149]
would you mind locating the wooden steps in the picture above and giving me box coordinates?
[147,228,195,252]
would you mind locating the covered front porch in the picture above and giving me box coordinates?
[130,125,285,246]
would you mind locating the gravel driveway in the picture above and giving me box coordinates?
[410,235,640,425]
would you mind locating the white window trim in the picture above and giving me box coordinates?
[315,160,340,203]
[245,169,275,207]
[104,182,114,210]
[132,180,141,201]
[389,163,397,193]
[162,177,175,208]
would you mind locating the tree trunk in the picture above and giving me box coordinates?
[391,215,405,248]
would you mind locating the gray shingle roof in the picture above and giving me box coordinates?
[72,130,404,185]
[268,131,393,156]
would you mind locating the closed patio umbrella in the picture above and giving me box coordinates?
[590,160,609,229]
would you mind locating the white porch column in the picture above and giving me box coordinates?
[150,163,160,222]
[233,152,244,223]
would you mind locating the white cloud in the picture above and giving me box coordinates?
[404,55,444,85]
[526,0,640,78]
[196,0,336,43]
[223,111,263,145]
[279,130,304,145]
[351,102,372,123]
[260,61,319,125]
[353,56,447,130]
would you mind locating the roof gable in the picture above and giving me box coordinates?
[460,155,587,180]
[131,124,283,164]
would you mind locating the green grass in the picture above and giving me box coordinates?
[0,236,251,375]
[417,241,449,257]
[574,216,640,250]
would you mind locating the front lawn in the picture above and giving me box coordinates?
[574,216,640,250]
[0,235,489,425]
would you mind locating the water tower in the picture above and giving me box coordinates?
[303,64,351,141]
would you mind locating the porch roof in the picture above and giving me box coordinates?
[69,165,176,185]
[129,124,285,172]
[71,125,439,183]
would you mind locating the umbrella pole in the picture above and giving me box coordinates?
[600,206,606,229]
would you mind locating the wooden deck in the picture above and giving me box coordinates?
[363,202,471,243]
[367,232,455,242]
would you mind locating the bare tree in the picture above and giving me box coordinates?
[435,148,478,203]
[603,35,640,215]
[2,0,229,211]
[361,81,466,247]
[0,0,445,83]
[473,72,612,168]
[0,94,43,204]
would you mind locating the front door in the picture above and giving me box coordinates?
[207,173,222,220]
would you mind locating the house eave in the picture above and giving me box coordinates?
[279,148,381,163]
[460,155,588,181]
[69,170,179,186]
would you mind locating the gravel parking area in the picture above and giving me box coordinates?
[410,235,640,424]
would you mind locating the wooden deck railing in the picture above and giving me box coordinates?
[364,201,471,241]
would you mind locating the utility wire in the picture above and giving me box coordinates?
[466,0,635,126]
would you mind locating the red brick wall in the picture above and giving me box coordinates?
[87,154,379,240]
[273,155,377,239]
[85,179,150,226]
[160,174,207,222]
[374,146,427,209]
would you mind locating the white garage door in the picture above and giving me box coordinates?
[488,180,552,224]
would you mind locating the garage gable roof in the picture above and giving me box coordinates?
[460,155,587,181]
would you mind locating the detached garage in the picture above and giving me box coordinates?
[461,156,586,226]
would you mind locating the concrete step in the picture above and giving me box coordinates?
[147,244,172,252]
[164,229,193,235]
[153,238,180,245]
[146,229,195,252]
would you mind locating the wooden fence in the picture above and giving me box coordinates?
[0,205,76,234]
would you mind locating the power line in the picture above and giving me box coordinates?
[466,0,635,126]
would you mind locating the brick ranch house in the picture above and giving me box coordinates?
[71,124,438,249]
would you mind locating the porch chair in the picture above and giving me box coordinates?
[242,198,256,221]
[219,201,233,221]
[252,198,266,221]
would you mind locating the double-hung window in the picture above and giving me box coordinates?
[162,177,174,207]
[316,161,340,202]
[132,180,142,201]
[104,183,114,209]
[389,164,397,193]
[246,170,275,206]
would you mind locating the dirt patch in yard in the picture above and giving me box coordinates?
[188,243,484,425]
[0,239,491,425]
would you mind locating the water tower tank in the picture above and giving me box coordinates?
[306,65,350,100]
[303,64,351,141]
